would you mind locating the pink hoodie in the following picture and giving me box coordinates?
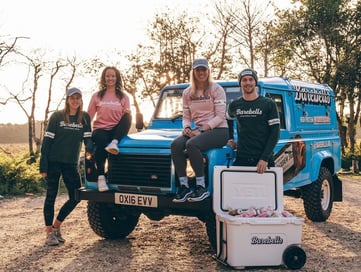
[182,82,228,129]
[88,91,130,130]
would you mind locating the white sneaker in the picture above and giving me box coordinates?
[105,141,119,155]
[98,175,109,192]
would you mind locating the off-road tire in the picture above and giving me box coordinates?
[87,201,140,239]
[302,167,333,222]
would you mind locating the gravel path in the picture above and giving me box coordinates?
[0,174,360,272]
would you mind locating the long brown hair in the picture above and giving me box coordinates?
[97,66,126,100]
[62,96,87,125]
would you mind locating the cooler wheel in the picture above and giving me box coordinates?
[282,245,306,270]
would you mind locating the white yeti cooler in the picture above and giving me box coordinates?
[213,166,306,270]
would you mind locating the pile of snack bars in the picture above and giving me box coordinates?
[227,206,294,218]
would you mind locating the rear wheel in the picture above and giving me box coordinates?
[302,167,333,222]
[87,201,140,239]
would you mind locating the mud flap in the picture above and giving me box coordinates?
[332,174,343,201]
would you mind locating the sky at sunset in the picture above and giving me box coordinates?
[0,0,291,124]
[0,0,211,57]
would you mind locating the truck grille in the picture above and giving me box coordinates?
[107,154,172,188]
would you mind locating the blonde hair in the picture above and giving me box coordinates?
[189,67,214,99]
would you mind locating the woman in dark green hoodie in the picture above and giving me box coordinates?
[40,87,93,246]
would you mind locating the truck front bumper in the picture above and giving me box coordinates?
[75,187,213,215]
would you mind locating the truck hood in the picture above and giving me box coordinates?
[119,129,181,148]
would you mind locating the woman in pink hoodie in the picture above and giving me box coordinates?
[88,66,132,192]
[171,59,229,203]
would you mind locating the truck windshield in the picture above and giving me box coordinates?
[154,88,184,119]
[153,85,241,119]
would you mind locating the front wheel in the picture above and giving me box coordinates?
[87,201,140,239]
[302,167,333,222]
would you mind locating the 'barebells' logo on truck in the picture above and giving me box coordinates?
[274,82,335,183]
[293,84,331,105]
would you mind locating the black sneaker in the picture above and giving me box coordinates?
[172,185,192,203]
[187,185,210,202]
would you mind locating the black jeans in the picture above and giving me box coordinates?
[171,128,229,177]
[92,112,131,175]
[43,161,81,226]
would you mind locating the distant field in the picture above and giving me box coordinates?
[0,123,40,144]
[0,122,141,144]
[0,143,29,154]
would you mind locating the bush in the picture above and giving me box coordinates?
[0,152,45,196]
[341,156,352,170]
[342,145,361,171]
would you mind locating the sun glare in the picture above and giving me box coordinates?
[0,0,292,124]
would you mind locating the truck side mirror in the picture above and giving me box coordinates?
[135,112,144,130]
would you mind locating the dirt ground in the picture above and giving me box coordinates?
[0,174,360,272]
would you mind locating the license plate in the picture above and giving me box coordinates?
[115,193,158,208]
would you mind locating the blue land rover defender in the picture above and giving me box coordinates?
[76,77,342,249]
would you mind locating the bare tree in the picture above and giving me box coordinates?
[125,45,163,109]
[2,49,84,160]
[122,11,203,114]
[9,50,45,160]
[149,11,200,84]
[123,6,237,119]
[209,1,237,79]
[218,0,273,70]
[0,36,27,66]
[40,59,72,143]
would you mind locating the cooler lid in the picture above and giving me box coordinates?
[213,166,284,215]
